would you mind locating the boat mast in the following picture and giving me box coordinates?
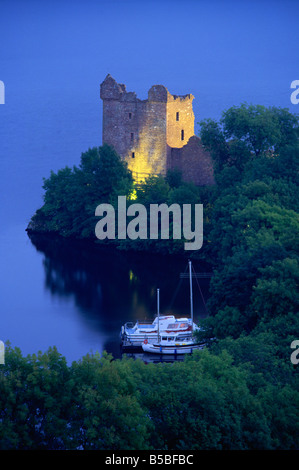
[157,288,160,343]
[189,260,193,334]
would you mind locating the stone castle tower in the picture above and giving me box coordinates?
[100,74,214,185]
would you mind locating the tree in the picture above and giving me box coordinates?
[135,175,170,206]
[1,344,298,450]
[198,104,299,348]
[200,104,299,171]
[221,103,298,156]
[165,168,183,188]
[28,145,133,239]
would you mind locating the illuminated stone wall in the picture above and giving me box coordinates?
[100,74,214,185]
[100,76,168,178]
[166,94,194,149]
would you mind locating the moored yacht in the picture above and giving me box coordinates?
[142,334,205,355]
[121,315,199,348]
[121,260,204,350]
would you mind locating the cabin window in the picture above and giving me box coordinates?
[129,112,132,119]
[168,323,178,329]
[181,129,184,141]
[132,152,135,158]
[176,112,179,121]
[179,323,188,328]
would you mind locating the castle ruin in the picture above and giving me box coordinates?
[100,74,214,185]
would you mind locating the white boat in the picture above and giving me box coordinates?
[142,334,205,355]
[121,352,187,363]
[121,260,203,349]
[121,315,199,348]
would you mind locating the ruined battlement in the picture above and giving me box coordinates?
[100,74,127,100]
[168,93,194,102]
[100,75,194,105]
[100,74,214,186]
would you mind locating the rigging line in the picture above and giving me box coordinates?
[192,264,209,315]
[167,263,188,311]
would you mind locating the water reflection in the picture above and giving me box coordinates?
[28,234,211,360]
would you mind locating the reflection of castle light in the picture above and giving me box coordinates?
[128,189,137,201]
[100,75,215,186]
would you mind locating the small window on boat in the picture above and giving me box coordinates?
[168,323,178,329]
[162,337,167,341]
[180,323,188,328]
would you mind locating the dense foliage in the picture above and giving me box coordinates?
[27,144,134,238]
[16,103,299,449]
[0,343,298,450]
[198,104,299,352]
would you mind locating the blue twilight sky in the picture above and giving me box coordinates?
[0,0,298,227]
[1,0,298,116]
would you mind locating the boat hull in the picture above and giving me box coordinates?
[121,332,196,348]
[142,342,204,355]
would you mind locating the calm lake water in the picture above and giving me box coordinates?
[0,220,210,363]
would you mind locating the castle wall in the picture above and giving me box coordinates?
[166,94,194,149]
[100,74,215,186]
[102,98,140,158]
[132,99,167,176]
[169,136,215,186]
[101,76,168,178]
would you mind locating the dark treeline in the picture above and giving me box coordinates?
[0,344,298,450]
[2,103,298,449]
